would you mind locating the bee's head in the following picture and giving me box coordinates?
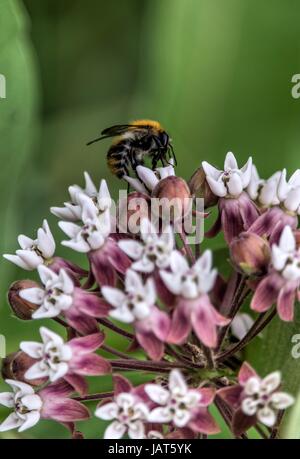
[157,131,170,149]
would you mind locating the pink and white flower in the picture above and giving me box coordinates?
[19,265,109,334]
[0,379,89,433]
[3,220,55,270]
[160,250,229,347]
[251,225,300,321]
[145,369,219,435]
[124,163,175,195]
[218,362,294,436]
[203,153,259,243]
[59,197,130,286]
[119,218,174,273]
[51,172,111,221]
[20,328,111,395]
[102,270,170,360]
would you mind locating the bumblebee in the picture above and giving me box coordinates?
[87,119,176,178]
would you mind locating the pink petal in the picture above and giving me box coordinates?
[150,307,171,341]
[71,354,111,375]
[42,398,90,422]
[39,380,74,400]
[277,284,296,322]
[166,427,196,439]
[219,198,244,243]
[74,290,110,318]
[64,307,99,335]
[154,271,176,307]
[231,408,256,437]
[238,361,258,385]
[189,408,220,435]
[64,374,88,396]
[136,329,164,361]
[197,387,216,406]
[250,274,281,313]
[168,303,191,344]
[113,374,132,395]
[190,296,225,348]
[217,385,243,409]
[107,240,132,275]
[239,193,259,229]
[89,249,116,287]
[69,332,105,354]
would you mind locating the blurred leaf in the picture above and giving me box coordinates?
[246,307,300,395]
[282,390,300,439]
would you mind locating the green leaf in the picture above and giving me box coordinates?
[282,390,300,439]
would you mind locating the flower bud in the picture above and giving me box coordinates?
[230,232,271,276]
[151,176,191,223]
[8,280,40,320]
[188,167,219,208]
[1,351,45,386]
[117,191,151,234]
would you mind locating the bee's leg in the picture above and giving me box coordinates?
[169,144,177,166]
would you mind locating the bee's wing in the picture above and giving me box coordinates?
[87,124,138,146]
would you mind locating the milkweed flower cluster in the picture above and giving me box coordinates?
[1,152,297,439]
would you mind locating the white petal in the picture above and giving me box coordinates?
[83,171,97,195]
[39,326,64,346]
[194,249,212,273]
[49,362,69,382]
[16,250,43,269]
[20,287,45,305]
[259,179,278,206]
[270,392,294,410]
[109,305,135,324]
[136,166,159,190]
[6,379,34,394]
[58,221,81,238]
[3,254,31,270]
[145,384,170,404]
[272,245,289,271]
[38,220,55,258]
[231,313,254,341]
[123,176,149,194]
[98,179,112,211]
[201,161,222,180]
[169,369,188,395]
[0,393,14,408]
[224,151,238,170]
[148,407,172,423]
[0,413,22,432]
[125,269,143,292]
[22,394,43,411]
[227,173,243,197]
[157,164,175,179]
[104,421,126,439]
[118,239,143,260]
[128,420,145,439]
[257,407,276,427]
[277,169,290,201]
[18,411,40,432]
[159,270,181,295]
[32,305,59,319]
[102,286,126,308]
[284,188,300,212]
[25,362,49,380]
[206,176,227,197]
[95,402,118,420]
[289,169,300,187]
[170,250,189,274]
[20,341,43,358]
[131,258,155,273]
[59,269,74,294]
[240,157,253,187]
[241,397,258,416]
[279,226,295,252]
[50,205,80,221]
[160,225,174,251]
[173,409,191,428]
[144,277,156,306]
[61,239,90,253]
[18,235,34,250]
[37,264,57,285]
[244,376,261,395]
[260,371,281,394]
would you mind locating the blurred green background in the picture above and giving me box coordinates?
[1,0,300,439]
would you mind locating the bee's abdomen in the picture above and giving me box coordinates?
[107,141,131,178]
